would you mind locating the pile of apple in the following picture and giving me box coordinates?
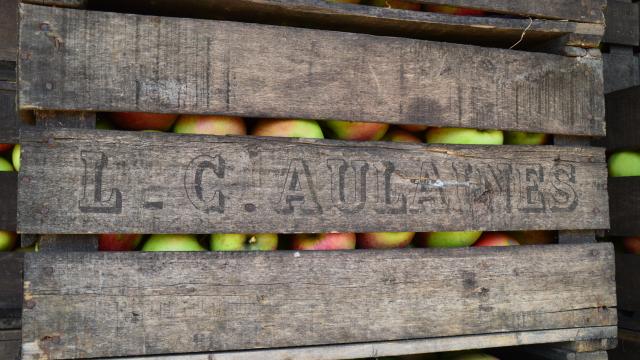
[330,0,486,16]
[93,112,554,252]
[0,143,21,252]
[608,149,640,255]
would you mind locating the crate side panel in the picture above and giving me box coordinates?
[604,87,640,151]
[608,177,640,237]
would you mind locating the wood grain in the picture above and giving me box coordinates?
[0,0,17,62]
[607,177,640,237]
[603,47,639,94]
[17,128,609,234]
[0,79,18,144]
[0,172,17,231]
[0,253,22,331]
[18,5,605,136]
[21,244,617,359]
[84,327,618,360]
[616,253,640,313]
[603,86,640,151]
[603,0,639,46]
[0,329,20,360]
[88,0,604,49]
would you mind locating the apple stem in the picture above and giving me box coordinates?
[248,236,257,244]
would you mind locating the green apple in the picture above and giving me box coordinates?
[0,230,17,251]
[174,115,246,136]
[211,233,278,251]
[504,131,549,145]
[142,234,206,251]
[369,0,421,10]
[252,119,324,139]
[11,144,20,171]
[357,232,415,249]
[96,118,115,130]
[426,128,503,145]
[419,231,483,248]
[0,157,13,172]
[608,151,640,177]
[324,120,389,141]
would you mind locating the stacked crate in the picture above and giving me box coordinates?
[4,0,619,359]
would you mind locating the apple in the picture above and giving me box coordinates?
[417,231,483,248]
[623,237,640,255]
[99,234,143,251]
[369,0,421,11]
[141,234,206,251]
[96,118,115,130]
[109,112,178,131]
[174,115,246,136]
[383,129,422,143]
[426,128,503,145]
[325,120,389,141]
[252,119,324,139]
[11,144,19,171]
[211,233,278,251]
[473,232,520,247]
[507,231,555,245]
[0,157,13,172]
[608,151,640,177]
[292,233,356,250]
[0,230,17,251]
[0,144,13,153]
[357,232,415,249]
[443,352,498,360]
[398,124,428,132]
[425,5,486,16]
[504,131,549,145]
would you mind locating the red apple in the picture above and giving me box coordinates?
[383,128,422,143]
[357,232,415,249]
[252,119,324,139]
[370,0,421,11]
[398,124,428,132]
[507,231,555,245]
[109,112,178,131]
[0,144,13,153]
[174,115,246,136]
[623,237,640,255]
[99,234,143,251]
[325,120,389,141]
[425,5,486,16]
[473,232,520,247]
[292,233,356,250]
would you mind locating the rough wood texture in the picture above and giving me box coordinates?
[84,328,618,360]
[88,0,604,49]
[616,253,640,313]
[0,79,18,144]
[603,47,639,94]
[21,244,616,359]
[17,128,609,234]
[0,329,20,360]
[603,0,639,46]
[0,0,17,62]
[21,0,85,7]
[607,177,640,237]
[0,253,22,331]
[520,348,608,360]
[603,86,640,151]
[0,172,17,231]
[18,5,606,136]
[608,329,640,360]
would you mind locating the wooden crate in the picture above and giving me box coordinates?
[14,0,614,359]
[602,0,639,94]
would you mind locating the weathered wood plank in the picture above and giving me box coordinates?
[608,329,640,360]
[607,177,640,237]
[603,0,639,46]
[0,253,22,331]
[22,0,85,8]
[83,327,618,360]
[0,329,21,360]
[616,253,640,313]
[0,0,17,62]
[0,79,18,144]
[520,347,608,360]
[89,0,604,49]
[17,128,609,234]
[18,5,605,136]
[603,47,639,94]
[0,172,17,231]
[602,86,640,151]
[21,244,617,359]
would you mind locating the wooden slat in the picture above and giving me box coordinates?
[0,0,17,62]
[21,244,616,359]
[22,0,85,7]
[88,0,604,49]
[0,329,21,360]
[18,5,605,136]
[608,177,640,237]
[608,329,640,360]
[603,0,639,46]
[0,172,17,231]
[85,328,618,360]
[616,253,640,313]
[0,253,22,330]
[603,86,640,151]
[603,47,639,94]
[0,78,18,144]
[17,128,609,234]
